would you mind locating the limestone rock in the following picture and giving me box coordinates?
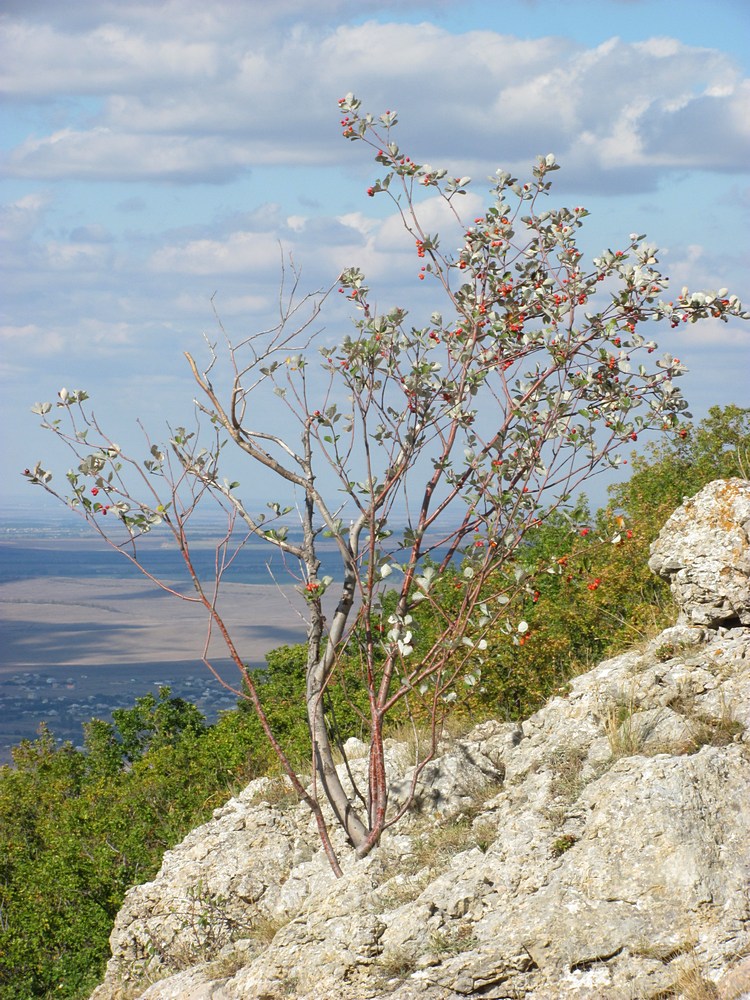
[649,477,750,626]
[90,481,750,1000]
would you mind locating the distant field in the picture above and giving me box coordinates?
[0,546,309,758]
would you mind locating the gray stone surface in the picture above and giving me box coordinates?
[90,480,750,1000]
[649,477,750,626]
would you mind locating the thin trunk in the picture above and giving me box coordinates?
[357,709,387,858]
[301,488,371,851]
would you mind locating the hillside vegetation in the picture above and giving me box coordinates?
[1,405,747,1000]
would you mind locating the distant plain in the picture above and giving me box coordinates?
[0,534,309,758]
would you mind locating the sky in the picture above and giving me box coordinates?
[2,0,749,516]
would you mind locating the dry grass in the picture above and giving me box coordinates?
[668,962,719,1000]
[374,868,433,910]
[430,923,478,955]
[543,745,589,826]
[605,695,646,759]
[247,776,299,811]
[472,816,498,853]
[653,640,692,663]
[105,963,177,1000]
[247,913,291,945]
[668,693,744,754]
[207,947,252,979]
[631,938,696,963]
[376,946,419,981]
[600,677,744,763]
[377,811,491,910]
[548,746,587,801]
[410,818,477,869]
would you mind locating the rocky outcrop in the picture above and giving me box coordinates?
[91,480,750,1000]
[649,477,750,626]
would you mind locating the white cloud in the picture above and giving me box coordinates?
[5,128,255,183]
[0,192,51,241]
[1,1,748,506]
[639,80,750,169]
[0,20,218,96]
[194,293,272,316]
[150,228,313,276]
[665,243,748,304]
[0,323,65,355]
[43,238,114,271]
[147,192,486,289]
[2,13,748,187]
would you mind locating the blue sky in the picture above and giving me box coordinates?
[2,0,749,513]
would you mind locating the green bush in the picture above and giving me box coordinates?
[396,406,748,725]
[0,693,261,1000]
[467,405,749,719]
